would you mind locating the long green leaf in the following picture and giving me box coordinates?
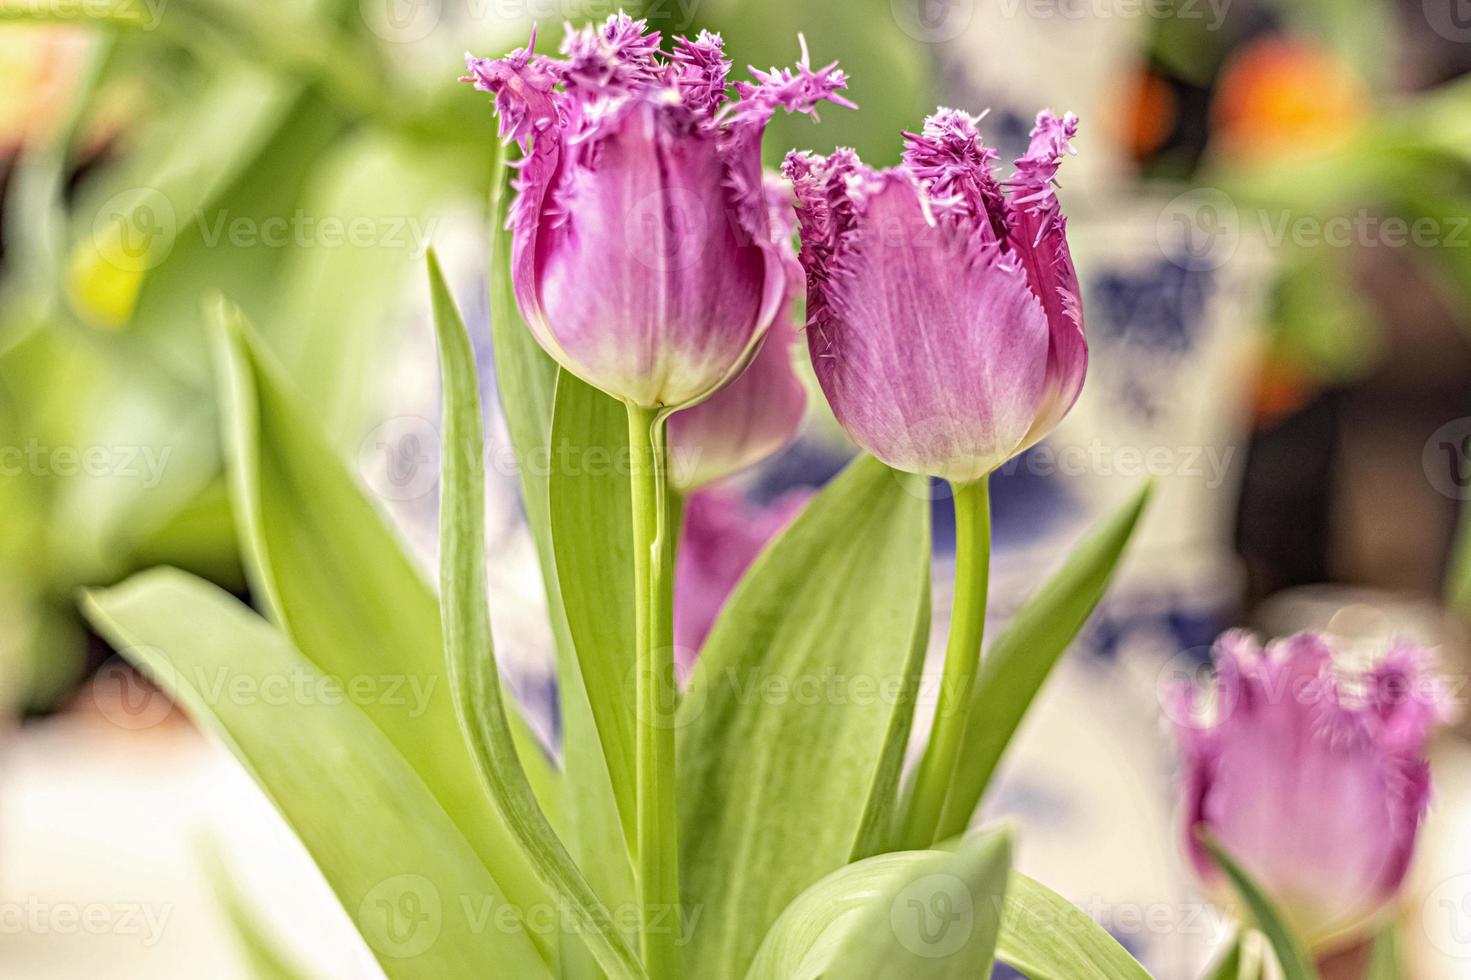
[484,146,634,976]
[678,454,932,975]
[429,251,645,980]
[996,874,1155,980]
[547,370,638,845]
[937,483,1152,838]
[209,304,555,953]
[81,570,549,979]
[1201,836,1319,980]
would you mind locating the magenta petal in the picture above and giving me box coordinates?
[667,318,806,491]
[799,170,1048,482]
[672,488,810,673]
[1006,111,1086,447]
[532,101,782,407]
[1175,631,1444,948]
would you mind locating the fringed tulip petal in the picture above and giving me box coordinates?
[1173,631,1447,949]
[784,106,1084,482]
[465,15,851,409]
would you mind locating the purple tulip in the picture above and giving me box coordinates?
[667,176,808,491]
[464,16,852,409]
[1171,631,1448,948]
[782,108,1086,482]
[672,487,810,676]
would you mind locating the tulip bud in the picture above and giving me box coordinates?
[667,176,808,492]
[1171,631,1448,949]
[464,16,852,409]
[782,108,1086,483]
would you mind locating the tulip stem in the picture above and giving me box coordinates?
[900,477,991,850]
[626,403,681,980]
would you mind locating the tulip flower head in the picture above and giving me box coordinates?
[1171,631,1448,949]
[667,176,808,492]
[782,108,1085,483]
[464,15,852,409]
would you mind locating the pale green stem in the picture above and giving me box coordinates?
[626,404,681,980]
[899,478,991,849]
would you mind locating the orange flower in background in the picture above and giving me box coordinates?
[1212,36,1366,163]
[1115,68,1178,163]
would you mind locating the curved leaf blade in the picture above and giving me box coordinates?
[747,832,1011,980]
[678,454,932,975]
[937,483,1153,838]
[429,252,645,980]
[547,370,638,847]
[81,570,549,979]
[996,873,1155,980]
[209,304,553,943]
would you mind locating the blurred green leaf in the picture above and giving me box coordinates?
[1201,835,1319,980]
[678,454,931,976]
[82,569,551,979]
[936,483,1151,839]
[996,873,1154,980]
[202,844,315,980]
[430,251,645,980]
[548,371,637,847]
[697,0,934,166]
[210,306,557,954]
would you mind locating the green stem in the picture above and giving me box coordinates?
[899,478,991,849]
[626,404,681,980]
